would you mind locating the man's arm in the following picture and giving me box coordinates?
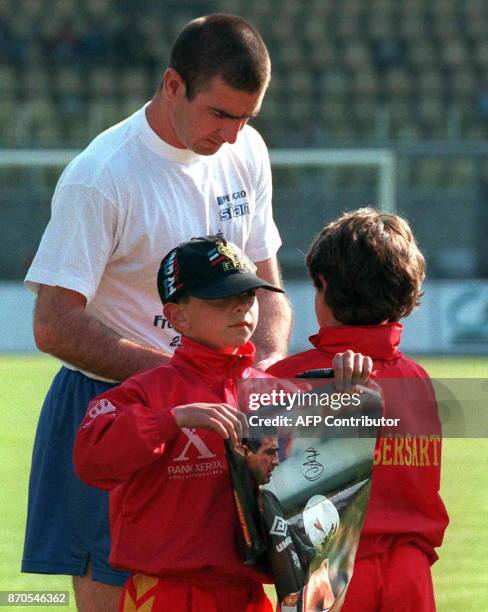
[253,257,292,368]
[34,285,170,381]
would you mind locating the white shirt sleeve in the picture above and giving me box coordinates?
[25,181,120,302]
[242,129,282,263]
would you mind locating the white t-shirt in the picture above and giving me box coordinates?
[25,106,281,379]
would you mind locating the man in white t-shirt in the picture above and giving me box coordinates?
[22,14,291,612]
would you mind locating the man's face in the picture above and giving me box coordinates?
[166,73,266,155]
[246,436,279,485]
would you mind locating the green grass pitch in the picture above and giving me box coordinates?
[0,354,487,610]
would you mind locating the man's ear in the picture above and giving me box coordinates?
[163,302,189,333]
[162,68,186,101]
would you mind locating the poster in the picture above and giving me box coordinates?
[229,375,383,611]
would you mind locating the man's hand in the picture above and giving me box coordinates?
[332,350,373,391]
[172,403,249,447]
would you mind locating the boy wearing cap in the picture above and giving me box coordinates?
[74,236,282,612]
[267,209,449,611]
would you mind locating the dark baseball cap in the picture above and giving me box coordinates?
[157,236,285,304]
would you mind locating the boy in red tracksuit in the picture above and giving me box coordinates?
[73,236,287,612]
[268,209,449,612]
[73,234,368,612]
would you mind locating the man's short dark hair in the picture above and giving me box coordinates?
[306,208,425,325]
[169,13,271,100]
[245,425,278,453]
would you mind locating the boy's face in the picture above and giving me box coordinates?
[165,289,259,352]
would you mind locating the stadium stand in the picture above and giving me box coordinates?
[0,0,487,147]
[0,0,487,279]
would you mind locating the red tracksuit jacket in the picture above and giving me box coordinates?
[74,337,270,586]
[267,323,449,563]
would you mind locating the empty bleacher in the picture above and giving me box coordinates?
[1,0,487,280]
[0,0,487,148]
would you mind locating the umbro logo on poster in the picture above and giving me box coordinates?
[173,428,217,462]
[269,515,288,537]
[270,516,293,552]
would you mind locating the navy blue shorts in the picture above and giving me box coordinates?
[22,367,130,586]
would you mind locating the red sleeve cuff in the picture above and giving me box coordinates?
[156,407,181,442]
